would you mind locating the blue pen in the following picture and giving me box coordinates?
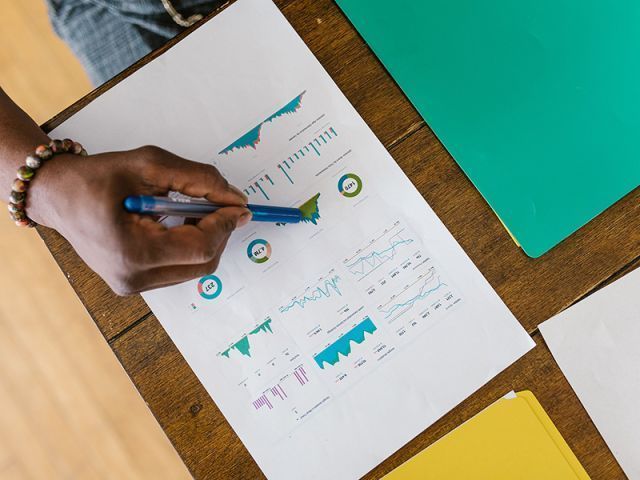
[123,195,302,224]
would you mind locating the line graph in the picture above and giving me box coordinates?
[346,237,414,276]
[377,268,447,320]
[279,272,342,314]
[343,221,416,280]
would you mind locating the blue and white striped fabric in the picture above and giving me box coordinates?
[45,0,221,85]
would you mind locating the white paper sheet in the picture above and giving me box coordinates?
[540,268,640,480]
[50,1,534,478]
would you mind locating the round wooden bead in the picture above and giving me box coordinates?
[35,144,53,160]
[14,218,33,227]
[10,209,27,222]
[17,165,34,181]
[7,202,23,214]
[71,142,84,155]
[11,178,28,193]
[49,139,64,153]
[62,139,74,152]
[9,190,26,204]
[26,154,42,169]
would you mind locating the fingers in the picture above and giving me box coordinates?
[104,146,255,295]
[124,237,231,294]
[135,146,248,205]
[198,205,252,237]
[132,206,251,267]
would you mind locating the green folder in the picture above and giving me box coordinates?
[336,0,640,257]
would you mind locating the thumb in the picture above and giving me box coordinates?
[137,146,248,205]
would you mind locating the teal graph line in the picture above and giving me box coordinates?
[278,164,294,184]
[379,276,446,319]
[314,317,377,369]
[346,238,414,275]
[220,318,273,358]
[279,275,341,313]
[219,91,306,155]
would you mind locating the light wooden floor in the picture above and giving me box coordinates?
[0,2,192,479]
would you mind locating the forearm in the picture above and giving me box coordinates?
[0,88,51,185]
[1,87,55,224]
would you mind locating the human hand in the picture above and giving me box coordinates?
[28,146,251,295]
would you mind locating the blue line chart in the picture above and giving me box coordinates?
[346,237,414,276]
[279,275,342,314]
[378,271,447,320]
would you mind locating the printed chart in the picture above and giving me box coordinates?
[57,1,535,478]
[219,91,306,155]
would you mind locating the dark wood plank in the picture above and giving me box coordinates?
[37,0,426,340]
[110,316,625,479]
[571,254,640,309]
[109,315,262,480]
[36,227,149,338]
[391,126,640,333]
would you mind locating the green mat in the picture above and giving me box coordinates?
[336,0,640,257]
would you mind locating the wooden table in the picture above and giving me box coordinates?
[40,1,639,478]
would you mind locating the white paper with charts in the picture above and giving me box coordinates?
[50,0,534,478]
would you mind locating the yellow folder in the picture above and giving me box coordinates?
[384,391,590,479]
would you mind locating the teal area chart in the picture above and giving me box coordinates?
[219,91,306,155]
[314,317,377,369]
[220,318,274,358]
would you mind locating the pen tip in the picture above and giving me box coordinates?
[123,195,142,213]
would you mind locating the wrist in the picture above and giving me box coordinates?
[27,152,78,229]
[7,139,87,229]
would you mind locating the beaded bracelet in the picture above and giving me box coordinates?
[8,139,87,227]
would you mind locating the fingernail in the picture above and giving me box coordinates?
[237,210,252,228]
[228,184,249,203]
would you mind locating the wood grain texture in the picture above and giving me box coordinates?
[36,227,150,340]
[36,0,638,477]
